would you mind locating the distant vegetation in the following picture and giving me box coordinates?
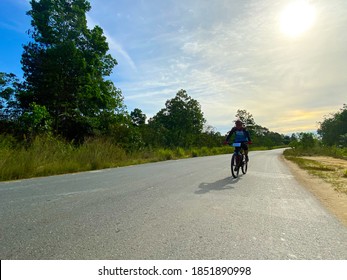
[1,0,345,181]
[283,105,347,194]
[284,104,347,159]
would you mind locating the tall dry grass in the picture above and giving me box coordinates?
[0,136,126,181]
[1,134,277,182]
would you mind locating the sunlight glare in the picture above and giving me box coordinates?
[280,1,316,38]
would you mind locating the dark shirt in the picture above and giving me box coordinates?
[226,127,251,143]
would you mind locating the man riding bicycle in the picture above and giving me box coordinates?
[224,120,252,162]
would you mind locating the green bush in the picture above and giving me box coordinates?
[156,149,174,160]
[174,147,186,158]
[284,145,347,159]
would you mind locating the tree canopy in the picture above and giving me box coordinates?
[235,109,256,128]
[318,104,347,147]
[19,0,124,141]
[130,108,146,127]
[148,89,206,147]
[1,73,17,119]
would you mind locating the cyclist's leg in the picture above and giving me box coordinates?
[235,146,242,168]
[241,142,249,162]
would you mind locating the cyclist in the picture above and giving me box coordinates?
[224,120,252,162]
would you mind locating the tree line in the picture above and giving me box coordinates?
[1,0,344,152]
[288,104,347,151]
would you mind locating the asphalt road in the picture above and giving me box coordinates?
[0,149,346,259]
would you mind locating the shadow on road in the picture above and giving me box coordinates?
[195,176,241,194]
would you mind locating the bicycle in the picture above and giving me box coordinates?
[229,142,248,178]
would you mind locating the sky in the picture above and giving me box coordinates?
[0,0,346,135]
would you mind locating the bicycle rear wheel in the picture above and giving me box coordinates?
[231,154,239,178]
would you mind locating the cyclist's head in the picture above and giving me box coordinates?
[235,120,243,129]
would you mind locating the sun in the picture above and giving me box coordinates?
[280,1,316,38]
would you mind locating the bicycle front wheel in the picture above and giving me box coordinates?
[241,160,248,174]
[231,154,239,178]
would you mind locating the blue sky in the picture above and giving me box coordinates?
[1,0,346,135]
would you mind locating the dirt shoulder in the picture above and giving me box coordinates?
[282,156,347,227]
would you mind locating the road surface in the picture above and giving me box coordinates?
[0,149,346,259]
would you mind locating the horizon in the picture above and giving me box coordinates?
[0,0,346,136]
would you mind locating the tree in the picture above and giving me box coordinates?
[130,108,146,126]
[318,104,347,147]
[298,132,315,149]
[0,72,19,121]
[253,124,269,137]
[19,0,125,141]
[290,133,298,142]
[235,109,256,129]
[149,89,206,147]
[20,102,52,139]
[0,72,22,135]
[197,125,223,147]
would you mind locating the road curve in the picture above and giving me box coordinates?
[0,149,346,259]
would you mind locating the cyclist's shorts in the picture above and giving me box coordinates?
[240,142,248,150]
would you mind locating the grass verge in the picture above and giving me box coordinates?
[284,149,347,195]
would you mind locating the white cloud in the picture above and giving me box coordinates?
[86,15,137,72]
[105,34,137,72]
[86,0,347,135]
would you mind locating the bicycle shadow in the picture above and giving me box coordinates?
[195,176,241,195]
